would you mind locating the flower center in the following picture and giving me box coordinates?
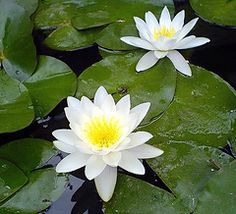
[83,115,122,149]
[153,27,176,40]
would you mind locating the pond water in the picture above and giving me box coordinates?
[0,0,236,213]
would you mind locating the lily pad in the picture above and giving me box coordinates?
[0,138,56,175]
[147,142,233,212]
[0,159,27,203]
[0,168,67,214]
[0,0,37,81]
[190,0,236,27]
[34,0,174,50]
[104,174,188,214]
[143,65,236,147]
[76,53,177,124]
[195,160,236,213]
[24,55,77,118]
[0,70,34,134]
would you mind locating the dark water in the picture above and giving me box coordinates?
[0,0,236,213]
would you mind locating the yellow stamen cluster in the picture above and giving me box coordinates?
[153,27,176,40]
[83,115,122,149]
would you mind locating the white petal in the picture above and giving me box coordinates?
[115,131,153,151]
[116,94,130,117]
[160,6,171,27]
[167,50,192,76]
[136,51,158,72]
[145,11,159,31]
[134,16,151,41]
[67,96,81,110]
[81,96,96,116]
[101,94,116,113]
[130,144,163,159]
[103,152,121,167]
[177,18,198,41]
[94,86,109,107]
[154,50,168,58]
[53,140,76,153]
[173,35,196,49]
[94,166,117,202]
[119,151,145,175]
[56,152,89,173]
[85,155,106,180]
[64,107,85,125]
[120,36,155,50]
[129,102,150,131]
[176,37,210,49]
[172,10,185,31]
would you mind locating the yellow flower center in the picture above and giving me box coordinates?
[153,27,176,40]
[83,115,122,149]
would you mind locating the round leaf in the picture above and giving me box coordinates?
[24,55,77,118]
[195,161,236,213]
[76,53,177,124]
[104,174,188,214]
[143,65,236,147]
[0,0,37,81]
[0,159,27,203]
[190,0,236,27]
[0,70,34,134]
[0,168,68,214]
[147,142,233,212]
[0,138,56,174]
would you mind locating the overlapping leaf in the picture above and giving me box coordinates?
[34,0,174,50]
[0,139,67,214]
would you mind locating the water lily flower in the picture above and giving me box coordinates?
[52,86,163,201]
[120,6,210,76]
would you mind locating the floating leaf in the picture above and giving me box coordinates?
[104,174,188,214]
[0,138,56,175]
[147,142,233,212]
[0,70,34,134]
[0,169,67,214]
[0,0,36,81]
[195,161,236,213]
[190,0,236,27]
[24,55,77,118]
[0,159,27,203]
[34,0,174,50]
[76,53,177,124]
[143,65,236,147]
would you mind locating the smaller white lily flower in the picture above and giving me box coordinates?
[120,6,210,76]
[52,86,163,202]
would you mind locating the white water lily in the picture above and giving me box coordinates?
[120,6,210,76]
[52,86,163,202]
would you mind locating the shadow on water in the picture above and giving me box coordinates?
[0,0,236,213]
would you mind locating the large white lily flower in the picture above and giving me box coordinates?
[120,6,210,76]
[52,86,163,202]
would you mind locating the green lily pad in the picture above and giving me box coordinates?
[0,159,27,203]
[143,65,236,147]
[0,70,34,134]
[0,0,36,81]
[190,0,236,27]
[0,168,67,214]
[147,142,233,212]
[76,53,177,124]
[34,0,174,50]
[195,160,236,213]
[104,174,188,214]
[24,55,77,118]
[0,138,56,175]
[44,25,103,51]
